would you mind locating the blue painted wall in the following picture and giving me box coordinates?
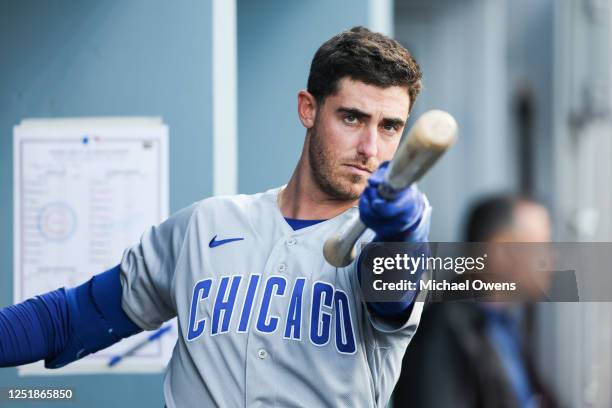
[237,0,370,194]
[0,1,213,406]
[0,0,378,405]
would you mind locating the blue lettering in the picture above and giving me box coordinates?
[256,276,286,333]
[310,282,333,346]
[187,279,212,341]
[238,274,261,333]
[334,290,356,354]
[211,276,241,335]
[284,278,306,340]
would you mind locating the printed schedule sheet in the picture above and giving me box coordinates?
[13,117,175,375]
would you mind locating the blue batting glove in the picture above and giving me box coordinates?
[359,161,426,240]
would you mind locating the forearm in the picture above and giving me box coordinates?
[0,265,142,369]
[367,204,431,316]
[358,162,431,318]
[0,289,70,367]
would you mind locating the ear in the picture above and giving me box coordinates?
[297,90,318,129]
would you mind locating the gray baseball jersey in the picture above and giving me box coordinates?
[119,186,428,407]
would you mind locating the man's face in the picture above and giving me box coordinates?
[306,78,411,200]
[512,203,551,243]
[489,203,553,300]
[511,203,554,298]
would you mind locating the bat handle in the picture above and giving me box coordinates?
[323,212,367,267]
[322,180,404,267]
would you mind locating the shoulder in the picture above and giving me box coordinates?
[166,187,283,237]
[189,186,281,217]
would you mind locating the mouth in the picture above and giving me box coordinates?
[343,164,373,175]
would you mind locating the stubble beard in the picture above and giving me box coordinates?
[307,126,368,201]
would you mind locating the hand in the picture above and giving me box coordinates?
[359,161,426,240]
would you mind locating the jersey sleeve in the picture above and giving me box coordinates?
[119,203,197,330]
[348,264,429,406]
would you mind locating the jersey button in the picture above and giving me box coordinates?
[286,237,297,246]
[278,263,287,272]
[257,349,267,359]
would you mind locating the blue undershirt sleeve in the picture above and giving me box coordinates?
[0,288,70,367]
[0,265,142,369]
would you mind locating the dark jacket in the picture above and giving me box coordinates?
[393,302,559,408]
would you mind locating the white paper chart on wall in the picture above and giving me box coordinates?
[13,117,175,375]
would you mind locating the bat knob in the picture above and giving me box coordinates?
[323,234,356,267]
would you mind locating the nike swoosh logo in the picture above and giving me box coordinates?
[209,235,244,248]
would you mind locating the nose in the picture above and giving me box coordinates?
[356,125,378,159]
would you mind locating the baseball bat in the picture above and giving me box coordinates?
[323,109,458,267]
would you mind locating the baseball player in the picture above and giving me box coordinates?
[1,26,430,407]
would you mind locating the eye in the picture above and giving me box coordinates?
[382,123,399,133]
[343,114,358,125]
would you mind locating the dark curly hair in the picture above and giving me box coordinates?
[307,26,422,112]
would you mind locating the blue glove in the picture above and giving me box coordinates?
[359,161,426,240]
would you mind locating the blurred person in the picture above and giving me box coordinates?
[393,194,560,408]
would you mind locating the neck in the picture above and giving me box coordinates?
[279,153,357,220]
